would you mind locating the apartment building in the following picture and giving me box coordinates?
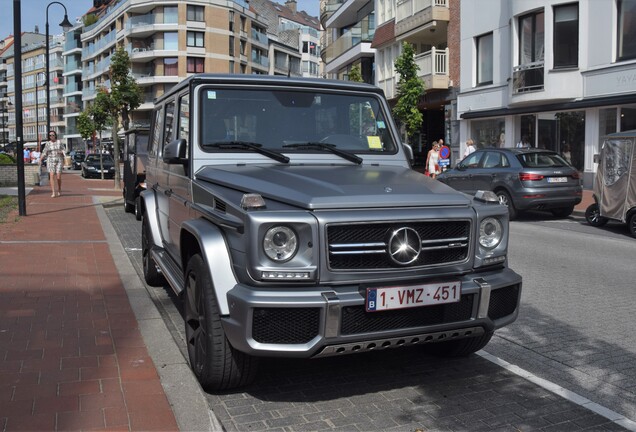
[250,0,321,78]
[1,32,65,150]
[372,0,459,166]
[458,0,636,187]
[320,0,376,83]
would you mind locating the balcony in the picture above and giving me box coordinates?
[395,0,449,39]
[414,47,449,90]
[323,17,374,63]
[513,61,544,93]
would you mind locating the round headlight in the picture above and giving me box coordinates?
[479,217,503,249]
[263,226,298,262]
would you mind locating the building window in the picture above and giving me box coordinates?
[164,6,178,24]
[187,57,204,73]
[229,36,235,56]
[553,4,578,68]
[187,31,204,48]
[618,0,636,60]
[187,5,204,22]
[164,32,178,50]
[476,33,493,85]
[519,11,544,65]
[514,11,545,93]
[229,11,234,32]
[164,58,178,76]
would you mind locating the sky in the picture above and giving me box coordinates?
[1,0,320,39]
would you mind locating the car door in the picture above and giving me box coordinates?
[469,151,506,192]
[450,151,484,194]
[166,92,192,264]
[150,105,172,252]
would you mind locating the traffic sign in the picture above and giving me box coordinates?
[439,145,450,159]
[438,159,450,166]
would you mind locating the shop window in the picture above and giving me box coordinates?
[553,4,578,68]
[470,118,505,149]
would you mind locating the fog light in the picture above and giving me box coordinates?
[262,271,310,279]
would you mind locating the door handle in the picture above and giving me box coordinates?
[164,189,172,197]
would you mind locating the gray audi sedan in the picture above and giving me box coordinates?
[437,148,582,219]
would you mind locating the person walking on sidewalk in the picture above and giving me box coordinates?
[40,130,66,197]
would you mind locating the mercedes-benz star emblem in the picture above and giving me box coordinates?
[387,227,421,265]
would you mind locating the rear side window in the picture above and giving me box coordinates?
[517,152,569,168]
[149,107,164,157]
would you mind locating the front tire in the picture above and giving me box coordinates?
[134,196,142,221]
[141,214,165,287]
[496,190,517,220]
[628,212,636,238]
[185,254,258,390]
[585,203,608,227]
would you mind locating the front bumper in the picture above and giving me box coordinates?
[222,267,522,358]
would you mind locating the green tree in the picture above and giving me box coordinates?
[393,42,425,144]
[348,64,363,83]
[94,48,142,187]
[77,111,95,154]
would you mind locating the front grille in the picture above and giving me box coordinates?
[327,221,471,270]
[341,294,475,335]
[488,285,520,320]
[252,307,320,344]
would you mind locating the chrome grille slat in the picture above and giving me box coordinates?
[327,220,471,270]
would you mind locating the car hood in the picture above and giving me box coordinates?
[196,164,470,210]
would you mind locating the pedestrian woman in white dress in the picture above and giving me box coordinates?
[40,130,66,197]
[426,141,440,179]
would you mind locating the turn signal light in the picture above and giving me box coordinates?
[571,171,581,179]
[519,173,544,181]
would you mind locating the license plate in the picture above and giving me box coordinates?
[547,177,567,183]
[366,282,461,312]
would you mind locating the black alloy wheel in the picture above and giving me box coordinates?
[496,190,517,220]
[585,203,608,227]
[184,254,258,391]
[628,212,636,238]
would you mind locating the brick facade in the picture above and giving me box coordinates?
[0,164,43,186]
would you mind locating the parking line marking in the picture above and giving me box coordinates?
[478,351,636,431]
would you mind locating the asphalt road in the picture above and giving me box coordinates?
[105,203,634,431]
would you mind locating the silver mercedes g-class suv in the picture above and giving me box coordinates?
[141,74,522,390]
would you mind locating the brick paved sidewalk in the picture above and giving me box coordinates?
[0,173,178,431]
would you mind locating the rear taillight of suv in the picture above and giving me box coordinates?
[519,173,544,181]
[570,171,581,179]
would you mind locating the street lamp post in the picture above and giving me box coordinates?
[45,2,72,136]
[35,72,47,152]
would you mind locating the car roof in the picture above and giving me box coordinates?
[474,147,560,155]
[154,73,385,105]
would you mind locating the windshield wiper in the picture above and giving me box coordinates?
[202,141,289,164]
[282,142,363,165]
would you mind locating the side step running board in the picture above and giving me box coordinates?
[150,248,185,295]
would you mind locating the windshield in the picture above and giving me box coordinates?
[86,154,114,163]
[199,87,396,154]
[516,152,570,168]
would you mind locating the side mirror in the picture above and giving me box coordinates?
[456,163,466,171]
[402,143,414,164]
[163,139,187,164]
[593,154,600,164]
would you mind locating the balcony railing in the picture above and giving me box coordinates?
[397,0,448,22]
[513,61,544,93]
[413,47,449,90]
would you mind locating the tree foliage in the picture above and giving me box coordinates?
[98,47,142,187]
[393,42,425,143]
[348,64,363,83]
